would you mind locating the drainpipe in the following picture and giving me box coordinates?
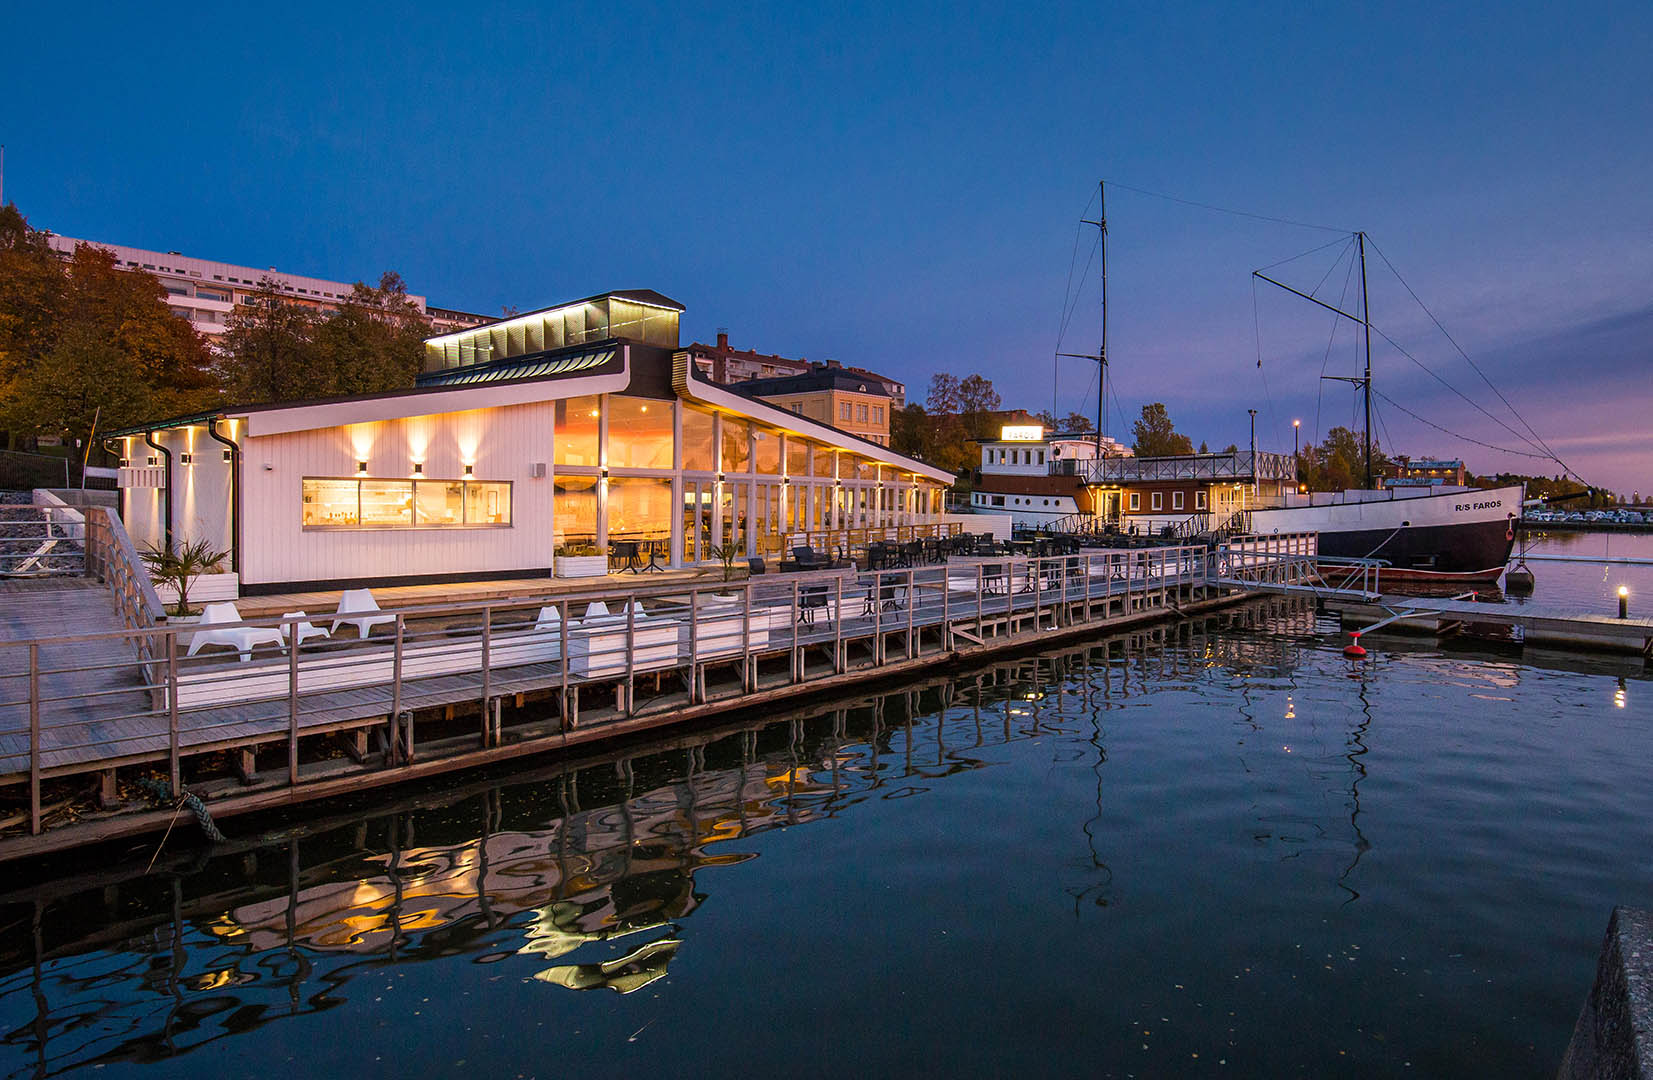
[205,418,240,574]
[102,438,124,526]
[143,429,173,552]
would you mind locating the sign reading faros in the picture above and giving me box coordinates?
[1000,425,1044,442]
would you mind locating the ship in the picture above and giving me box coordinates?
[965,183,1524,586]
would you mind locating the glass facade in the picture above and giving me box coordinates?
[607,395,674,469]
[555,397,601,466]
[607,476,673,542]
[553,476,598,547]
[681,407,716,472]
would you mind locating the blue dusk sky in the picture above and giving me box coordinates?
[3,1,1649,493]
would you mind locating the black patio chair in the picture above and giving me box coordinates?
[747,557,767,576]
[797,583,830,625]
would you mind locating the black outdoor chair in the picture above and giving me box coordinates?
[797,583,830,625]
[901,541,923,567]
[747,557,767,576]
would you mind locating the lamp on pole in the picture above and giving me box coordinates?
[1247,409,1258,505]
[1293,419,1301,491]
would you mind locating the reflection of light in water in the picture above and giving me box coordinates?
[1616,679,1627,709]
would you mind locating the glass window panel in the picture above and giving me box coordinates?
[752,427,781,474]
[785,436,809,477]
[554,476,599,548]
[464,482,511,525]
[555,396,601,466]
[682,407,716,472]
[360,481,413,526]
[813,445,836,479]
[302,479,359,527]
[607,396,674,469]
[607,477,673,541]
[721,418,750,473]
[414,481,464,525]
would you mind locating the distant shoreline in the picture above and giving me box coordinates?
[1519,520,1653,535]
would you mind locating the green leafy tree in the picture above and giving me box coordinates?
[1130,402,1194,457]
[215,276,321,404]
[1298,426,1392,491]
[312,272,429,396]
[1061,411,1095,434]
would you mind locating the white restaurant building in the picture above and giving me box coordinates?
[107,290,955,594]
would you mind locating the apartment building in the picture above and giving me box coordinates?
[685,330,905,406]
[733,363,894,446]
[44,234,490,338]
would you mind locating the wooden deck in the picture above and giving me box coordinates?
[1324,592,1653,656]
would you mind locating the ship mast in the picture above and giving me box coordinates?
[1060,180,1109,458]
[1253,229,1378,489]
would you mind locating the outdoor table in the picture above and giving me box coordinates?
[641,538,666,572]
[611,539,643,573]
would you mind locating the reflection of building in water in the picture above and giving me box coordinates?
[0,608,1312,1072]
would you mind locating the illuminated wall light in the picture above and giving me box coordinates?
[464,464,474,476]
[179,453,194,465]
[358,460,368,473]
[412,462,424,475]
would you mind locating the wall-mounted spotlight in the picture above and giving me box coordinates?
[464,464,474,476]
[412,463,424,475]
[357,460,368,473]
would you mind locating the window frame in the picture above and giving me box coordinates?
[1151,491,1163,511]
[301,477,515,530]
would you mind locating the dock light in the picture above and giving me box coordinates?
[357,460,368,473]
[1619,585,1630,619]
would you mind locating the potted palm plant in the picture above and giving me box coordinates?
[141,538,230,617]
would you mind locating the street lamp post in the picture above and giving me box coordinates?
[1293,419,1301,491]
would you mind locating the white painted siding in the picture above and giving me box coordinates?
[239,401,557,587]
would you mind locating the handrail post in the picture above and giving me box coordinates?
[624,600,635,716]
[481,604,493,745]
[287,618,299,785]
[391,613,404,765]
[741,580,753,692]
[28,643,41,835]
[167,632,181,793]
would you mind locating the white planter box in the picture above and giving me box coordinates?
[555,555,610,579]
[567,616,681,678]
[173,629,563,709]
[679,603,773,660]
[154,572,239,606]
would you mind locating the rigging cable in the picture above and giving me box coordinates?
[1051,191,1098,418]
[1365,236,1584,483]
[1312,244,1360,445]
[1370,389,1554,459]
[1104,180,1353,234]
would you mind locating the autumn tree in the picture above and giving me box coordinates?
[312,272,429,396]
[1130,402,1194,457]
[0,207,215,444]
[1297,426,1392,491]
[215,276,321,404]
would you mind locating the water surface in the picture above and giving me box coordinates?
[0,601,1648,1078]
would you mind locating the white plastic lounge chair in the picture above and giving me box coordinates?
[534,606,567,632]
[583,601,611,620]
[280,611,329,647]
[187,602,286,662]
[331,588,395,637]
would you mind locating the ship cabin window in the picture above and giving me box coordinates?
[1173,491,1184,510]
[1151,492,1163,511]
[1195,491,1207,510]
[991,495,1005,507]
[1129,492,1140,511]
[1037,451,1045,465]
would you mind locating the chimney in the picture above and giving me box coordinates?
[825,358,841,369]
[716,328,729,350]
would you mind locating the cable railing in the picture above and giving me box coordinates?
[0,541,1220,840]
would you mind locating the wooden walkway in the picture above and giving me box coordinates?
[1323,593,1653,656]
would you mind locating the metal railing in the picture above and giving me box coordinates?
[0,505,86,576]
[1080,450,1297,485]
[0,541,1220,839]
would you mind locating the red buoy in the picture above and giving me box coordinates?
[1344,632,1367,659]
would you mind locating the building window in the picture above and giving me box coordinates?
[682,406,717,471]
[791,403,803,414]
[873,406,883,424]
[1151,491,1163,511]
[555,397,602,466]
[1129,492,1140,511]
[1037,451,1045,465]
[303,478,512,528]
[840,401,853,421]
[1173,491,1184,510]
[607,396,674,470]
[1195,490,1207,509]
[553,476,597,547]
[991,495,1005,507]
[856,404,869,422]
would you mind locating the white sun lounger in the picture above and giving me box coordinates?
[187,602,286,662]
[331,588,396,638]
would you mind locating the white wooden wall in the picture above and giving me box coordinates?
[239,401,557,587]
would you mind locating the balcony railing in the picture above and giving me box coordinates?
[1077,451,1297,485]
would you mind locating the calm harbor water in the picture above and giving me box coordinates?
[0,599,1648,1078]
[1510,530,1653,612]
